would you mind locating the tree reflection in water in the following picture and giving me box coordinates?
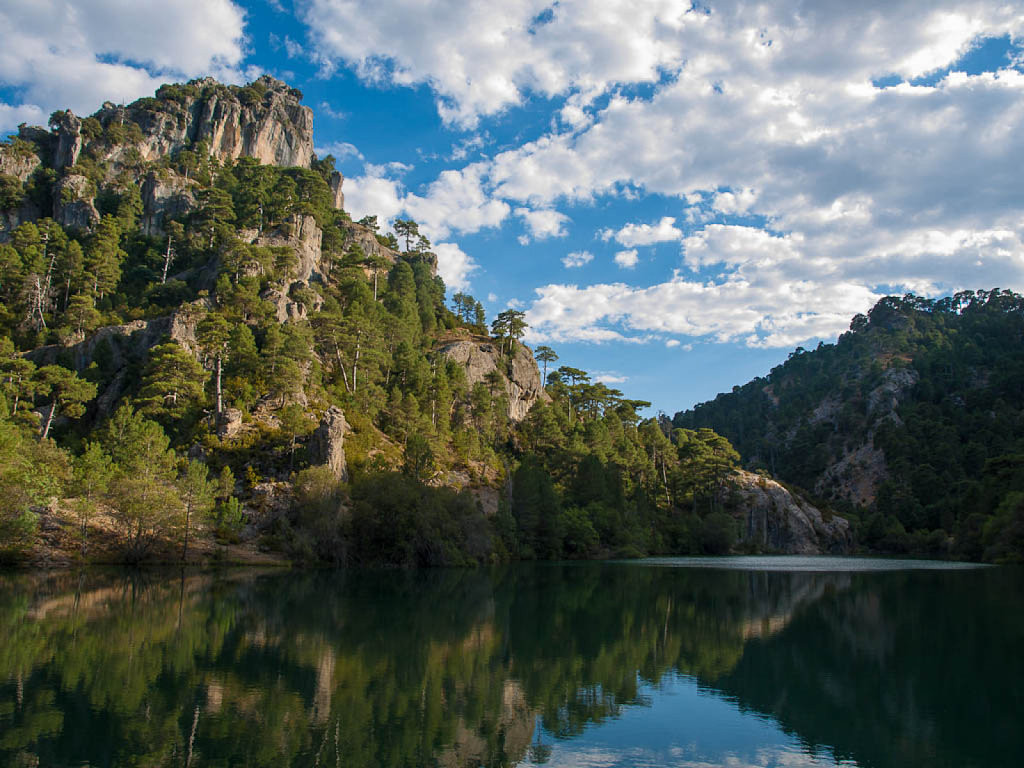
[0,562,1020,768]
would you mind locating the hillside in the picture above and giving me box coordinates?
[673,291,1024,561]
[0,76,848,566]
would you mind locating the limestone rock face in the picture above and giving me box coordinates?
[0,203,42,242]
[53,175,100,230]
[51,111,83,169]
[309,406,350,481]
[244,214,325,322]
[254,214,323,284]
[339,220,401,272]
[0,147,41,181]
[26,303,207,416]
[436,339,550,422]
[89,76,314,168]
[726,470,853,554]
[329,170,345,210]
[141,171,197,237]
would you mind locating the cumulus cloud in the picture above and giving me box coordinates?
[562,250,594,268]
[322,2,1024,347]
[0,0,248,131]
[515,207,571,241]
[433,242,478,292]
[614,249,639,268]
[602,216,684,247]
[301,0,698,126]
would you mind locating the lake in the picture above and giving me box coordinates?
[1,558,1021,767]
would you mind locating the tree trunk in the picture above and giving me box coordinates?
[353,339,361,393]
[40,401,56,440]
[215,355,223,416]
[161,237,173,284]
[182,499,191,562]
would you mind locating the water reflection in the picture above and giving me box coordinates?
[0,562,1020,767]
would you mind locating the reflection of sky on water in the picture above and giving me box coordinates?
[634,556,990,572]
[525,673,857,768]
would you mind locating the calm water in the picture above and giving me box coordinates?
[0,558,1021,767]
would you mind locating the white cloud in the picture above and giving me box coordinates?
[601,216,684,247]
[614,249,639,269]
[592,372,628,385]
[0,0,248,131]
[301,0,700,126]
[562,250,594,268]
[405,164,511,240]
[515,207,571,241]
[341,172,405,223]
[665,339,681,348]
[433,242,478,292]
[317,101,347,120]
[314,141,363,160]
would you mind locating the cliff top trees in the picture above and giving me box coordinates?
[491,309,527,356]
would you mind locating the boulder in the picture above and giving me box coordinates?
[725,470,853,554]
[217,408,244,439]
[309,406,350,481]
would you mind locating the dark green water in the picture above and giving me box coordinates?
[0,558,1021,767]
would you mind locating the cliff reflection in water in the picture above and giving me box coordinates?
[0,563,1021,767]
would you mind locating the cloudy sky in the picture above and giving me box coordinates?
[3,1,1024,413]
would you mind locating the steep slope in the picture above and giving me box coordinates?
[674,291,1024,558]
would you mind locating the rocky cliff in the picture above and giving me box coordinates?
[724,470,853,554]
[53,76,314,171]
[436,338,550,422]
[2,76,327,243]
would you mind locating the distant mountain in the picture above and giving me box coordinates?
[673,290,1024,561]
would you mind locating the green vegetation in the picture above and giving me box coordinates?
[0,79,751,566]
[674,290,1024,562]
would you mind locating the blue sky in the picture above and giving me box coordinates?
[3,1,1024,415]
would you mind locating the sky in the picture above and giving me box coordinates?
[2,1,1024,415]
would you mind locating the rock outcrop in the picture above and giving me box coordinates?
[329,171,345,210]
[141,171,197,237]
[0,145,41,181]
[725,470,853,554]
[309,406,350,481]
[26,303,207,415]
[53,174,100,230]
[58,76,316,169]
[436,338,550,422]
[238,213,326,322]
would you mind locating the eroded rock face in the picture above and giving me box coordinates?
[141,171,197,237]
[26,302,208,416]
[309,406,350,481]
[329,170,345,210]
[726,470,853,554]
[84,76,314,168]
[53,175,100,231]
[436,339,550,422]
[50,111,83,169]
[0,147,41,181]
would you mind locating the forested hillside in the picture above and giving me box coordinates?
[0,76,810,567]
[674,291,1024,561]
